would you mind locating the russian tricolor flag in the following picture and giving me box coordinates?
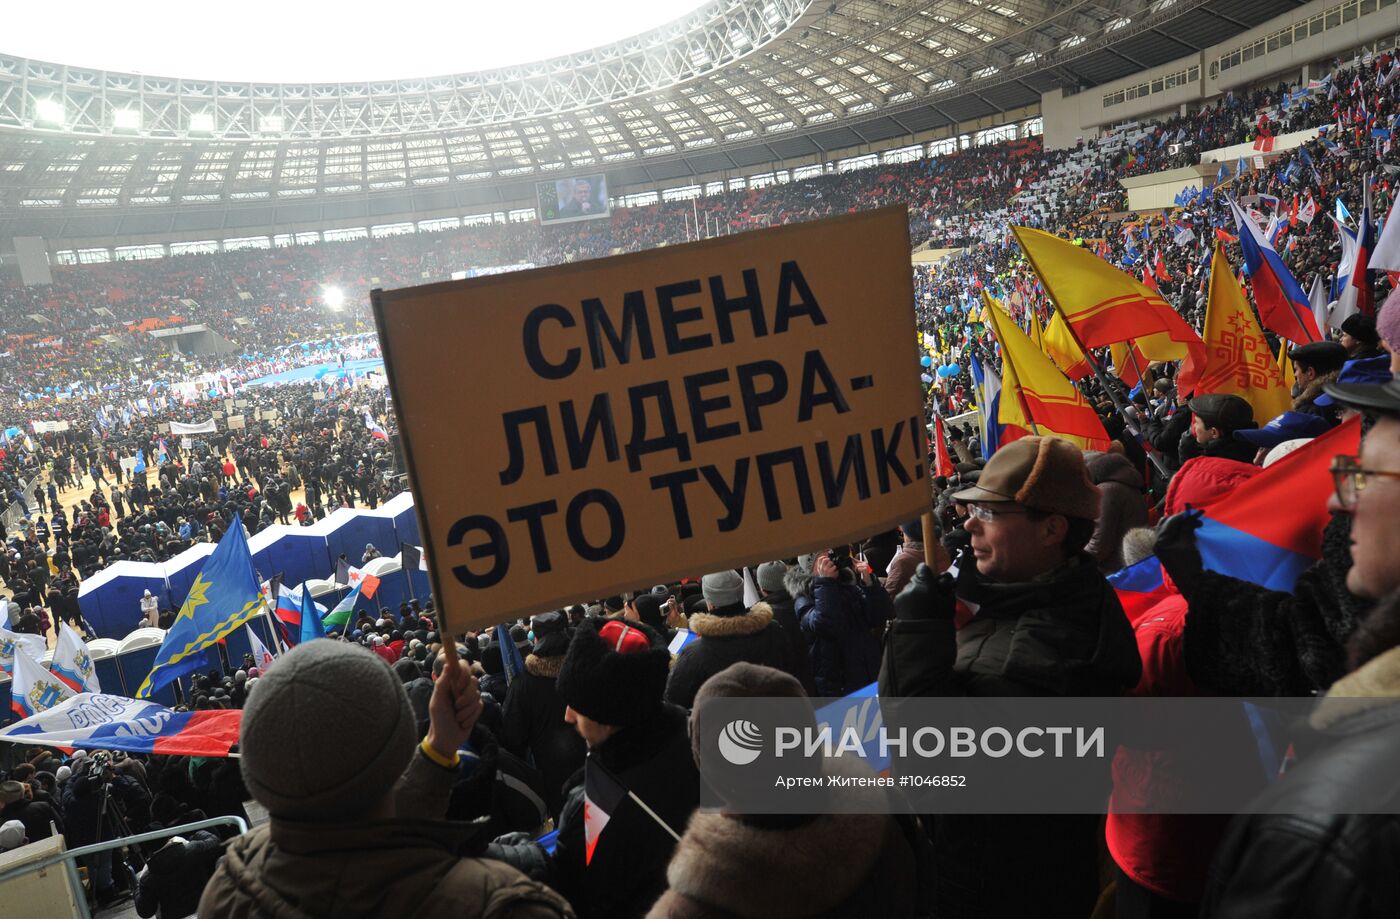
[1228,198,1323,345]
[365,413,389,441]
[2,692,241,758]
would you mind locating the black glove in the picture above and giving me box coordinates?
[485,833,551,881]
[894,564,956,622]
[1155,509,1205,598]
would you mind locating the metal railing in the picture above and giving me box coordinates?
[0,814,248,919]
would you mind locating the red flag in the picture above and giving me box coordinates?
[1142,267,1161,293]
[1214,227,1238,244]
[1154,252,1171,281]
[934,416,956,477]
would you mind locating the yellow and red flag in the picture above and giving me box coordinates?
[1042,310,1092,380]
[983,293,1111,452]
[1195,242,1293,425]
[1012,226,1206,392]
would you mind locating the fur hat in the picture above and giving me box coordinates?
[239,641,415,821]
[557,619,669,727]
[701,570,744,608]
[949,436,1100,520]
[1341,313,1380,345]
[755,561,788,594]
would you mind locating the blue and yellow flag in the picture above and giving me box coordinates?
[137,522,262,699]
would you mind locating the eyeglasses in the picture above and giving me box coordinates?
[1330,455,1400,510]
[966,502,1028,522]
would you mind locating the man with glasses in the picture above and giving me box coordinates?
[1200,374,1400,916]
[880,435,1141,919]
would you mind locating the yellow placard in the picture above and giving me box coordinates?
[373,208,928,632]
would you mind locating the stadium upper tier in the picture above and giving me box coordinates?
[0,0,1279,219]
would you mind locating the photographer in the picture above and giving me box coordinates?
[61,750,151,908]
[792,548,894,697]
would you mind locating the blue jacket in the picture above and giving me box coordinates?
[789,569,894,697]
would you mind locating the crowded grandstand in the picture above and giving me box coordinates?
[3,0,1400,916]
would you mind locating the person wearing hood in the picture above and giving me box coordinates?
[880,436,1140,919]
[1201,377,1400,918]
[1084,449,1148,572]
[140,588,159,628]
[501,612,587,820]
[755,560,816,696]
[136,830,224,919]
[393,656,434,738]
[198,640,571,919]
[663,571,793,710]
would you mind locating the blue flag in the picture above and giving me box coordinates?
[1216,162,1229,184]
[133,449,146,474]
[136,522,262,699]
[496,623,525,685]
[299,582,326,643]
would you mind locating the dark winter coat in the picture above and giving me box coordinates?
[1201,645,1400,919]
[1183,511,1369,696]
[1085,451,1148,572]
[198,750,572,919]
[879,554,1141,919]
[762,588,817,696]
[0,796,61,842]
[502,653,587,818]
[789,569,894,697]
[60,769,150,846]
[135,830,223,919]
[664,602,792,709]
[552,704,699,919]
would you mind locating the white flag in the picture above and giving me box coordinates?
[247,625,276,671]
[9,646,75,718]
[1369,194,1400,272]
[1308,274,1331,344]
[741,567,761,609]
[0,627,47,676]
[51,622,100,693]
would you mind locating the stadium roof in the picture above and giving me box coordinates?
[0,0,1283,233]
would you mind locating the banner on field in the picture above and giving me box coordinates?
[373,208,928,632]
[170,418,217,435]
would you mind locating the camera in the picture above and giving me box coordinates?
[827,547,858,585]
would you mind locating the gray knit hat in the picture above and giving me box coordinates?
[239,640,415,820]
[701,570,744,608]
[755,561,788,594]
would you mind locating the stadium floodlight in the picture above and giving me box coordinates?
[113,108,141,130]
[260,114,285,133]
[35,98,64,125]
[323,285,346,310]
[189,111,215,132]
